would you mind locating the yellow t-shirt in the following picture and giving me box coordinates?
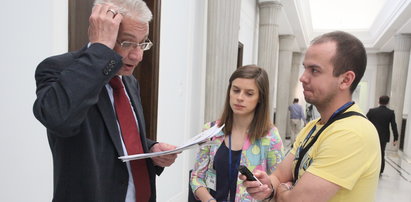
[290,104,381,202]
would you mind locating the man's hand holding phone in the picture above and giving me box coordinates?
[239,166,274,201]
[238,165,263,185]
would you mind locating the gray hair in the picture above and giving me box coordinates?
[94,0,152,23]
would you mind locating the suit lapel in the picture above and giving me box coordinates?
[97,88,125,156]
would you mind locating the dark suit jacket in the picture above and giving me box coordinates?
[366,105,399,143]
[33,43,162,202]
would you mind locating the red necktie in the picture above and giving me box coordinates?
[110,76,151,201]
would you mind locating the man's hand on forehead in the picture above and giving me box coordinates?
[88,3,123,49]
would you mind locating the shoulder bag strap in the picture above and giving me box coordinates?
[293,111,365,183]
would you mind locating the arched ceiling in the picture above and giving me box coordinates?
[277,0,411,52]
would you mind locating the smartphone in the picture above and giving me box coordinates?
[238,165,263,186]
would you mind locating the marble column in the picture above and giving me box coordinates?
[276,35,295,140]
[285,52,303,138]
[257,0,282,123]
[375,52,391,105]
[388,34,411,151]
[403,52,411,159]
[204,0,241,122]
[290,52,303,103]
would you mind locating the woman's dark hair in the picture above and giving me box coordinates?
[218,65,272,142]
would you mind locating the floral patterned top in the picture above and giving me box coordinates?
[190,121,284,202]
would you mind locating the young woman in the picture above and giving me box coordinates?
[190,65,284,202]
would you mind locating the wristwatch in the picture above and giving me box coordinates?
[263,186,275,201]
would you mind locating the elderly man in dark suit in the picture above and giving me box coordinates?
[33,0,178,201]
[367,95,399,175]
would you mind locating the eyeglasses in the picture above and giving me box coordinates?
[117,39,153,51]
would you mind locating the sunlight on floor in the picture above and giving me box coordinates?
[376,151,411,202]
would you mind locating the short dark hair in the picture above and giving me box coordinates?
[219,65,272,142]
[293,98,299,103]
[311,31,367,93]
[379,95,390,105]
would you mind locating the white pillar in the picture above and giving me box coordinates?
[286,52,303,138]
[276,35,295,140]
[375,53,391,105]
[388,34,411,151]
[290,52,303,103]
[403,53,411,159]
[204,0,241,122]
[257,0,282,122]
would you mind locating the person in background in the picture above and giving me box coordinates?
[33,0,177,201]
[190,65,284,202]
[305,104,313,122]
[288,98,306,145]
[367,95,399,175]
[242,31,380,202]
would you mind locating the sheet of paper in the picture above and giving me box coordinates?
[118,124,224,162]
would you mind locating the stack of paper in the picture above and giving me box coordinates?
[119,124,224,162]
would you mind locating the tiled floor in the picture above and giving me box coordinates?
[376,151,411,202]
[283,140,411,201]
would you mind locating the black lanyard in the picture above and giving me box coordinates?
[293,101,362,184]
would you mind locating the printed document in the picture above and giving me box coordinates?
[119,124,224,162]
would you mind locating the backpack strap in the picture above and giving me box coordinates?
[293,111,365,183]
